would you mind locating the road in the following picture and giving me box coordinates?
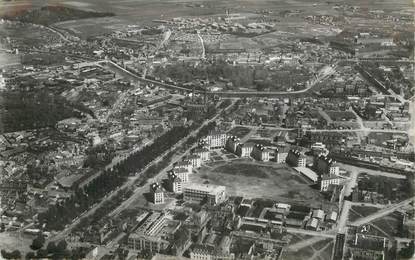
[49,100,235,243]
[349,197,414,227]
[196,31,205,59]
[305,128,407,134]
[109,100,236,217]
[286,227,335,238]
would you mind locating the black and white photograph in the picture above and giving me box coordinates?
[0,0,414,259]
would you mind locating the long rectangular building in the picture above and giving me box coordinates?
[184,183,226,205]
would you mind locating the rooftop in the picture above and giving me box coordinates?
[184,183,226,194]
[353,233,386,252]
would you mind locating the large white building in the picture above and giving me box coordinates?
[167,172,183,193]
[172,167,189,183]
[184,183,226,206]
[186,155,202,168]
[202,131,227,149]
[193,147,210,162]
[174,160,193,174]
[236,143,254,158]
[149,183,164,204]
[251,144,271,162]
[320,175,345,191]
[128,212,181,253]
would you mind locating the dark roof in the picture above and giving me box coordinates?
[353,234,386,251]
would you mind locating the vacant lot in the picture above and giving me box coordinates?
[192,160,331,208]
[227,126,251,138]
[348,205,379,222]
[284,237,334,260]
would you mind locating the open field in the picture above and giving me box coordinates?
[369,211,404,238]
[284,236,334,260]
[348,205,379,222]
[193,160,331,208]
[227,126,251,138]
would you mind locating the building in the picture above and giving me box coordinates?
[194,147,210,162]
[320,175,344,191]
[236,143,254,158]
[0,74,5,90]
[190,244,234,260]
[314,155,339,176]
[184,183,226,206]
[350,234,388,260]
[128,212,181,253]
[167,172,183,193]
[186,155,202,168]
[286,150,306,167]
[174,160,193,174]
[355,35,394,46]
[310,142,328,155]
[275,146,289,163]
[306,218,319,230]
[202,131,227,149]
[150,183,165,204]
[172,168,189,183]
[294,167,319,182]
[251,144,271,162]
[226,136,240,153]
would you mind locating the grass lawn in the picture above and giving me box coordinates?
[213,163,269,178]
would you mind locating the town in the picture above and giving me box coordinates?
[0,0,414,259]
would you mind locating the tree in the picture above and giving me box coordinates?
[1,250,21,259]
[56,240,68,252]
[400,241,415,259]
[46,242,57,253]
[30,235,45,250]
[26,252,36,259]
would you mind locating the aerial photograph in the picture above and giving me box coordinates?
[0,0,413,259]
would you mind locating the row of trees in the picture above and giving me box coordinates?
[38,126,191,231]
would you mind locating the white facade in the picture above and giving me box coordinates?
[184,184,226,205]
[298,157,307,167]
[173,168,189,183]
[329,165,340,175]
[203,132,227,149]
[320,176,342,191]
[276,152,288,163]
[187,155,202,168]
[236,143,253,158]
